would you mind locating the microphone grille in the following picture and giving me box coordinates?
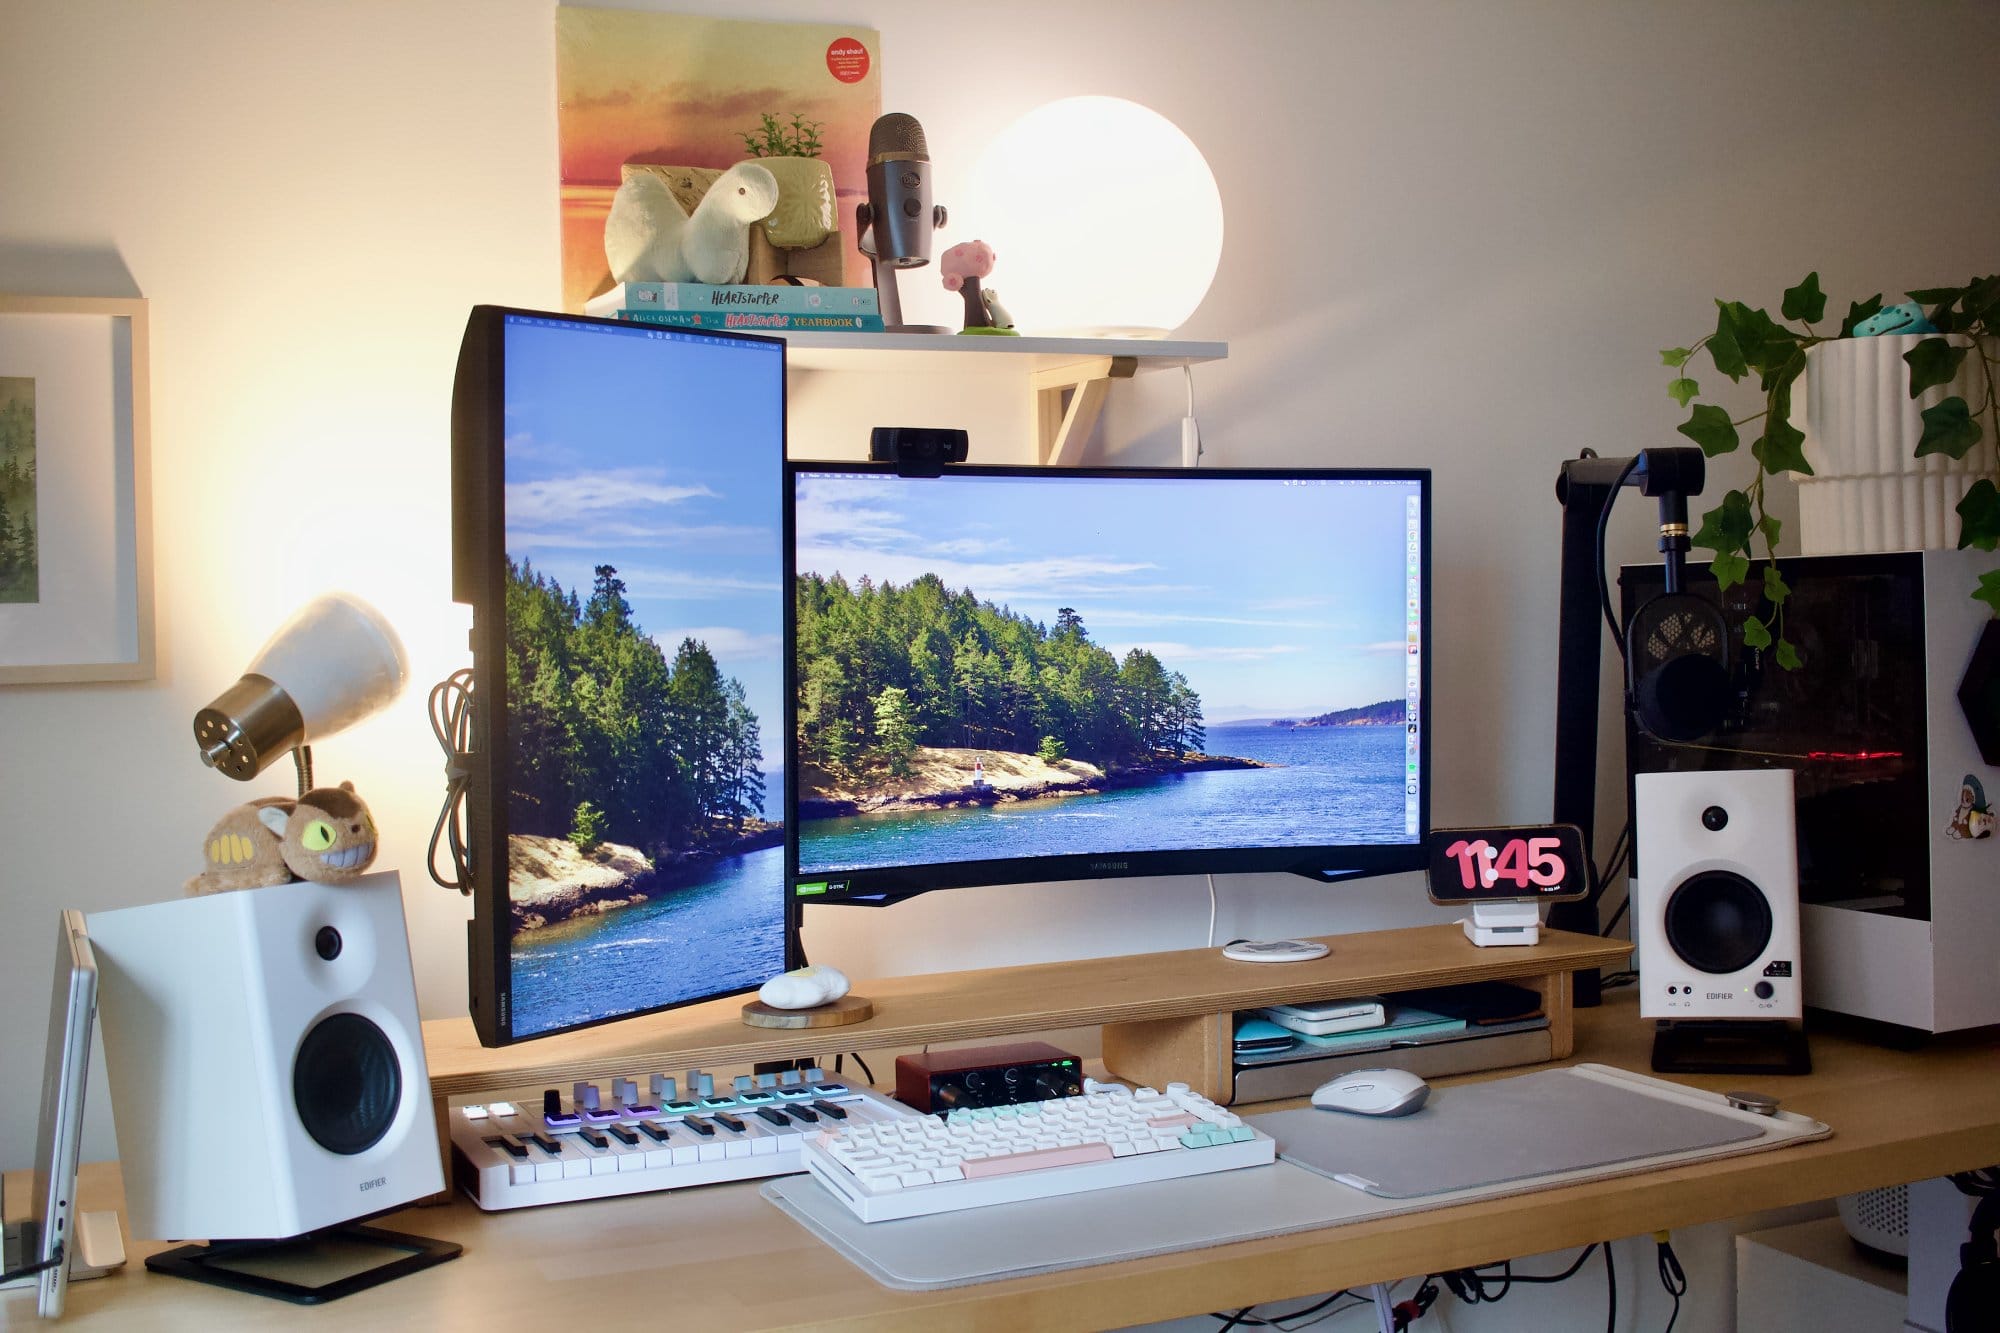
[868,112,928,162]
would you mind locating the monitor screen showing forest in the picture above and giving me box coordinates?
[787,464,1431,900]
[456,310,789,1042]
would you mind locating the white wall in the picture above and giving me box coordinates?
[3,0,1996,1304]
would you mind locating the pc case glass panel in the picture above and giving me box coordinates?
[1623,553,1930,921]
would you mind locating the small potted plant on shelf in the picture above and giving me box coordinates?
[1661,273,2000,665]
[737,112,838,260]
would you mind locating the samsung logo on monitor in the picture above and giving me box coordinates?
[1088,860,1129,873]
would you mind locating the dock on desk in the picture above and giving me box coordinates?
[10,929,2000,1330]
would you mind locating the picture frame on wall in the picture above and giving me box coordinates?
[0,295,153,684]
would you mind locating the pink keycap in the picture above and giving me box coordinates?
[960,1142,1114,1178]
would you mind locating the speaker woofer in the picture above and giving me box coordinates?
[1663,870,1773,974]
[293,1012,401,1155]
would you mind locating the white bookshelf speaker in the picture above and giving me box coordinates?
[1634,768,1803,1022]
[88,872,442,1241]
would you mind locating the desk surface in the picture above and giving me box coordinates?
[10,989,1999,1332]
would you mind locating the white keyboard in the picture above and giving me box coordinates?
[799,1080,1275,1222]
[450,1068,918,1210]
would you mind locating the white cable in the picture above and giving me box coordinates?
[1182,363,1202,468]
[1205,873,1219,948]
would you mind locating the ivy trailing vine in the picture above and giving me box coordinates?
[1661,274,2000,668]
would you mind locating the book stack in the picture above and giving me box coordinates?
[585,282,886,333]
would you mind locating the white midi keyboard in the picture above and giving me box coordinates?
[450,1067,918,1210]
[799,1080,1276,1222]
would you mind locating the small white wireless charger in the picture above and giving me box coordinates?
[1221,939,1330,964]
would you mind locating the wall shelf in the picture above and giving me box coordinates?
[774,331,1227,464]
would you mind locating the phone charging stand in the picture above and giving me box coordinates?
[1461,899,1543,947]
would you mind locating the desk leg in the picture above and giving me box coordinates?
[1367,1282,1397,1333]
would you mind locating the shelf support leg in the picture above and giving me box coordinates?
[1033,355,1136,465]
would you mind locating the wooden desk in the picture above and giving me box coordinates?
[10,989,1999,1332]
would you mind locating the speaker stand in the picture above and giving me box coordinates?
[145,1223,461,1305]
[1650,1019,1812,1076]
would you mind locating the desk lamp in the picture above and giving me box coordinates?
[964,96,1223,337]
[192,591,407,794]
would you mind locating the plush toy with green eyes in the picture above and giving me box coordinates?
[186,781,380,896]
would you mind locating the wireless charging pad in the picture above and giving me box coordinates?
[1221,939,1330,964]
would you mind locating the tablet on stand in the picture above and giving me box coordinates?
[1,910,124,1318]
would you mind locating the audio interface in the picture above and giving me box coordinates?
[894,1041,1084,1113]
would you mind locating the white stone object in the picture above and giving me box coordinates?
[758,964,851,1010]
[604,162,779,286]
[1791,333,1996,554]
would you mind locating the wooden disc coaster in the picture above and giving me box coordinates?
[741,994,875,1029]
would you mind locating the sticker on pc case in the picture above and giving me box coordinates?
[1946,774,1993,841]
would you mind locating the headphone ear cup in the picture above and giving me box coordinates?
[1946,1190,2000,1333]
[1628,593,1731,743]
[1947,1260,2000,1332]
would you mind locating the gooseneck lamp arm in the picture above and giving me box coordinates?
[1550,446,1707,1007]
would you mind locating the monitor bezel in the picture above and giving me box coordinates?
[452,304,795,1046]
[783,460,1432,905]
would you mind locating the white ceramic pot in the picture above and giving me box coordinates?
[1792,334,1995,554]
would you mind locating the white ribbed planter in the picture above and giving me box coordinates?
[1791,334,1996,555]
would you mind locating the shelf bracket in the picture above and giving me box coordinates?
[1032,355,1137,465]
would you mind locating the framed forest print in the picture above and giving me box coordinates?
[0,295,153,683]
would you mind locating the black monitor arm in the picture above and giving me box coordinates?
[1549,446,1706,1006]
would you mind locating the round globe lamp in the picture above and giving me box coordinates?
[964,96,1223,338]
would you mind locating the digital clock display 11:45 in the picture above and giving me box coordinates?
[1423,825,1591,903]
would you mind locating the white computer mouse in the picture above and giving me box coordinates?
[1311,1068,1431,1117]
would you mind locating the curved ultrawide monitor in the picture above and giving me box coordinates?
[453,307,791,1044]
[786,463,1431,902]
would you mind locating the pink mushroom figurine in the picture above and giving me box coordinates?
[941,239,1000,330]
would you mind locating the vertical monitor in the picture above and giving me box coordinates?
[453,308,790,1044]
[788,464,1430,900]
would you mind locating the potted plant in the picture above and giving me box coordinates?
[738,112,837,254]
[1661,274,2000,665]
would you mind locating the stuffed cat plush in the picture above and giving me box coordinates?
[186,781,380,896]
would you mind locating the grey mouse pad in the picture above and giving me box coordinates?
[1255,1066,1763,1199]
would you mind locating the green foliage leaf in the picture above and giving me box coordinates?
[1917,397,1982,459]
[1741,616,1773,649]
[1762,565,1791,606]
[1693,490,1756,555]
[1759,514,1782,548]
[1660,347,1693,367]
[1948,275,2000,333]
[1774,638,1802,670]
[1678,403,1740,456]
[1905,337,1969,397]
[1782,272,1826,324]
[1906,286,1965,305]
[1958,479,2000,551]
[1974,570,2000,619]
[1707,308,1748,380]
[1839,295,1884,338]
[1752,417,1812,476]
[1717,301,1801,377]
[1667,377,1700,407]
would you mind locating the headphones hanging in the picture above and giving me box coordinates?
[1946,1174,2000,1333]
[1595,448,1732,744]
